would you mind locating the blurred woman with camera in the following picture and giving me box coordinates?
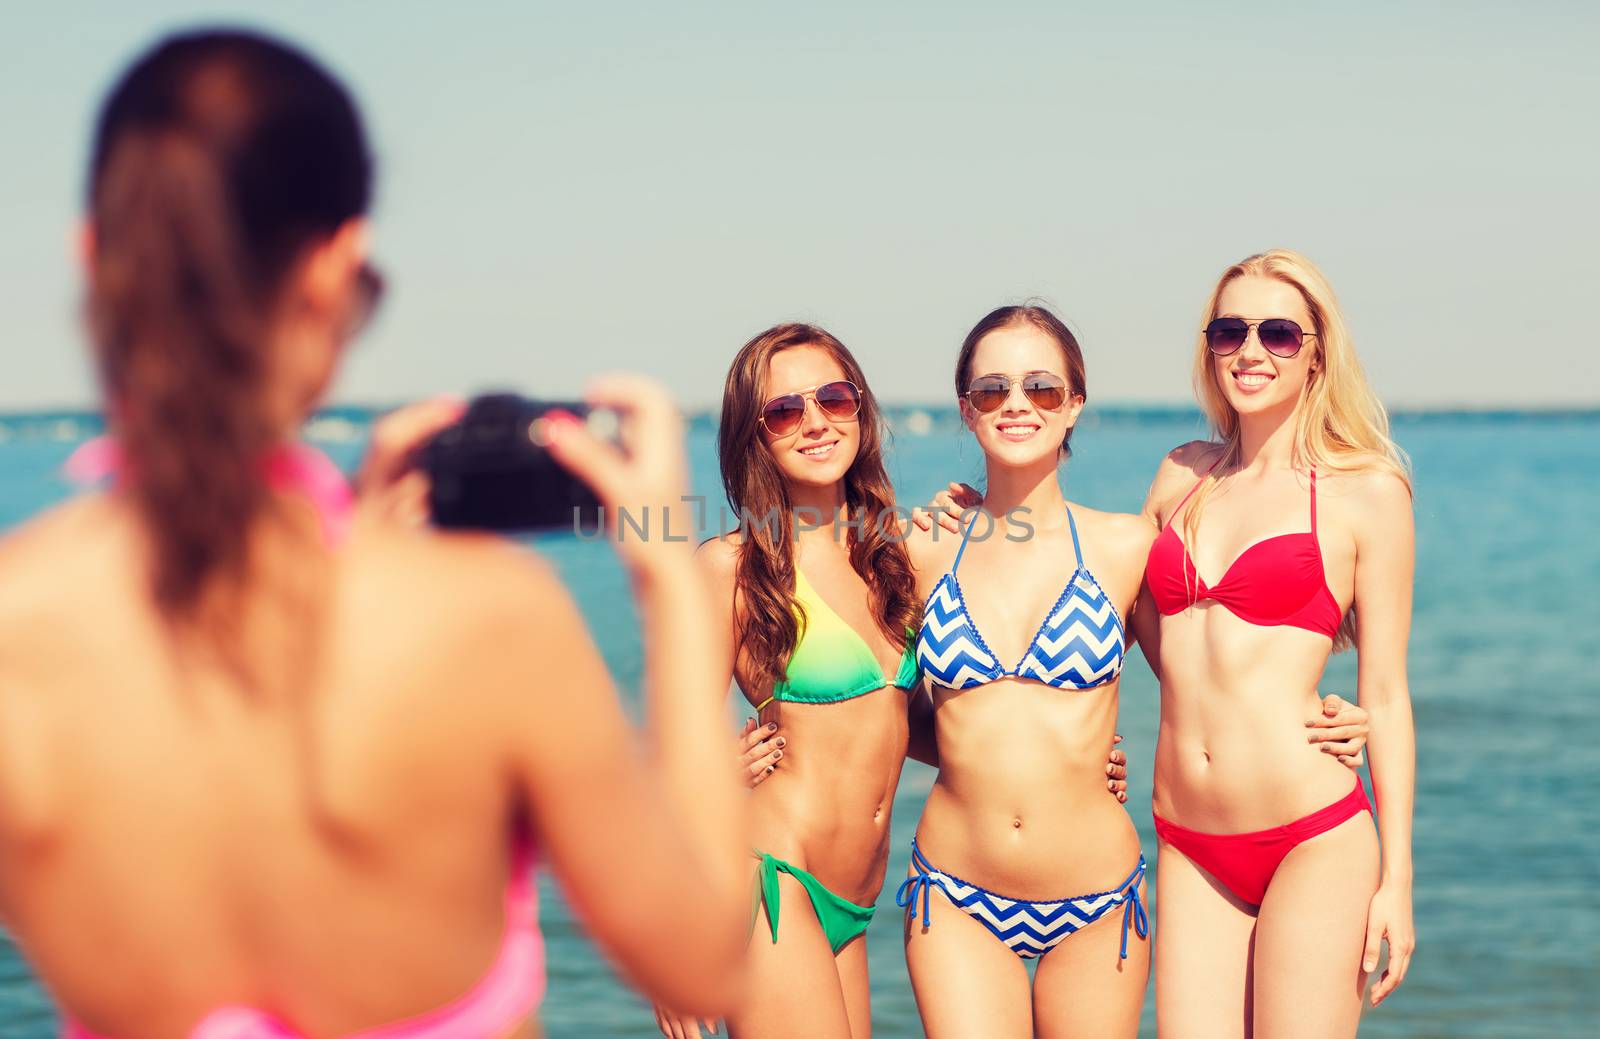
[0,28,745,1038]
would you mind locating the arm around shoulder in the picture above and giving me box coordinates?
[1142,440,1222,527]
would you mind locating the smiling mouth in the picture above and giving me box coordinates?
[1232,370,1274,390]
[798,440,838,458]
[996,423,1040,441]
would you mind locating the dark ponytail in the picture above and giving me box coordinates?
[87,30,371,617]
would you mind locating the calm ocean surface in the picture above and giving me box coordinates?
[1,406,1596,1038]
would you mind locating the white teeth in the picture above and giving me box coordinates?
[799,442,835,456]
[1234,372,1272,388]
[997,425,1038,440]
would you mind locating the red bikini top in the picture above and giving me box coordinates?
[1144,466,1342,639]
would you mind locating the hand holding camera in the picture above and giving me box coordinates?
[538,375,697,575]
[381,377,693,574]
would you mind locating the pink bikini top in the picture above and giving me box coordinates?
[65,436,355,547]
[1144,467,1342,640]
[60,437,547,1038]
[63,841,544,1039]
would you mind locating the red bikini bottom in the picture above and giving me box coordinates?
[1153,782,1372,907]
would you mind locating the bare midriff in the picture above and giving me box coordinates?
[916,678,1139,900]
[1153,602,1357,832]
[746,684,910,905]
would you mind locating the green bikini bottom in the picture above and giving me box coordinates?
[752,852,877,954]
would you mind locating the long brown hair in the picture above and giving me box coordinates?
[86,31,371,625]
[717,324,919,695]
[954,304,1087,456]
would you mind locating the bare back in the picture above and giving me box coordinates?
[0,495,572,1037]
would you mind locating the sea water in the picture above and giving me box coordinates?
[1,407,1595,1038]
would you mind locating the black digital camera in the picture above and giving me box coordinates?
[422,393,613,533]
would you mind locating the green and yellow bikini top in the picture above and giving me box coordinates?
[756,568,920,710]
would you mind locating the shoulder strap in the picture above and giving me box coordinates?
[1309,468,1319,537]
[950,511,981,572]
[1065,505,1083,567]
[1163,461,1220,531]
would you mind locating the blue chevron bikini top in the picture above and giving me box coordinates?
[916,506,1125,692]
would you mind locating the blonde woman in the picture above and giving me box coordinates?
[1136,249,1416,1037]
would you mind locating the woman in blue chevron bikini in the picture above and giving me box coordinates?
[895,304,1158,1037]
[895,304,1372,1038]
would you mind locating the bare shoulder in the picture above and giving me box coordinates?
[348,525,575,647]
[1155,439,1225,485]
[0,496,127,628]
[694,531,746,608]
[901,511,962,576]
[1071,503,1158,554]
[1319,465,1414,530]
[695,531,741,575]
[1144,440,1224,520]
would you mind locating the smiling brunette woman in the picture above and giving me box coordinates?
[1137,249,1416,1038]
[896,305,1158,1039]
[669,323,922,1039]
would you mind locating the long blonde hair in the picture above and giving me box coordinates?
[1182,248,1411,651]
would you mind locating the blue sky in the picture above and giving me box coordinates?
[2,1,1595,410]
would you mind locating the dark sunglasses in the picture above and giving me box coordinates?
[759,380,862,437]
[1203,317,1315,358]
[964,372,1069,414]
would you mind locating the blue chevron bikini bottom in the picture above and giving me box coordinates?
[896,839,1148,960]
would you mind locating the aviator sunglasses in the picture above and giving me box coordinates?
[759,380,863,437]
[1203,317,1316,358]
[964,371,1069,413]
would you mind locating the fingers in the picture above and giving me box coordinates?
[951,481,984,508]
[1321,693,1349,715]
[1329,747,1366,769]
[933,488,966,533]
[1361,912,1383,977]
[543,375,686,511]
[1322,709,1367,729]
[358,396,467,495]
[1105,735,1129,801]
[541,408,630,507]
[748,748,782,786]
[1306,725,1366,743]
[744,740,784,778]
[362,469,434,528]
[918,490,967,534]
[741,721,783,787]
[1106,744,1129,799]
[1307,704,1363,729]
[583,373,683,467]
[1374,937,1414,1006]
[738,720,775,758]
